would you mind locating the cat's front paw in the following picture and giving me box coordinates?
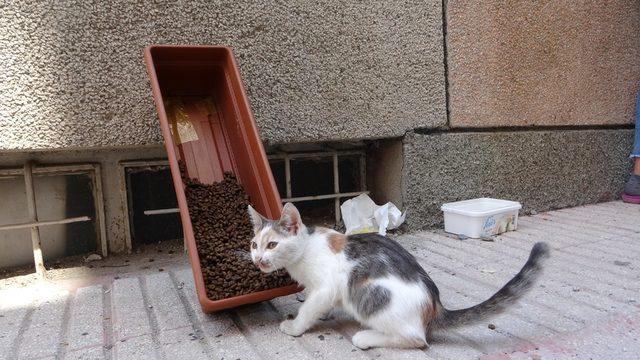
[352,331,372,350]
[279,319,304,337]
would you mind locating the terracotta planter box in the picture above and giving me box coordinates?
[144,45,299,312]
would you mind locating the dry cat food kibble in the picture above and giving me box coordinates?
[180,164,293,300]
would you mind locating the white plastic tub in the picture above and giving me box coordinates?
[441,198,522,238]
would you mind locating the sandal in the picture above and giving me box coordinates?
[622,174,640,204]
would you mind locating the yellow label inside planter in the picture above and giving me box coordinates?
[165,97,199,144]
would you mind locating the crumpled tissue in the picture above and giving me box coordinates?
[340,194,406,236]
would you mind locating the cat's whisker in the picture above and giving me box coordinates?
[233,249,252,261]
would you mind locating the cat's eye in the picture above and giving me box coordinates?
[266,241,278,250]
[251,242,257,249]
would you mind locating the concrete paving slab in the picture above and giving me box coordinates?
[412,232,637,314]
[64,346,104,360]
[113,334,159,360]
[18,289,69,359]
[234,302,313,360]
[0,288,31,360]
[158,327,209,360]
[496,226,640,292]
[66,285,104,352]
[145,273,190,331]
[172,269,262,360]
[111,277,151,341]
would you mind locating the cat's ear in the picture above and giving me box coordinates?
[278,202,301,236]
[247,205,266,234]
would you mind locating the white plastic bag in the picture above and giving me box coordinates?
[340,194,406,235]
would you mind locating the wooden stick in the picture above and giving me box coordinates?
[333,152,341,224]
[281,191,369,202]
[143,208,180,215]
[23,162,46,278]
[0,216,91,231]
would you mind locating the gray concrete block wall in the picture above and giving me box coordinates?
[401,129,635,228]
[0,1,446,150]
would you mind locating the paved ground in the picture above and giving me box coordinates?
[1,201,639,360]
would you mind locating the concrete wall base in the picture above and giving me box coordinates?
[397,128,634,229]
[1,127,634,258]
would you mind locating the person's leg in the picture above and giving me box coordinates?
[633,90,640,174]
[622,91,640,202]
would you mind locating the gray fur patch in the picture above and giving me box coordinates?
[261,219,278,230]
[352,284,392,317]
[345,233,441,319]
[271,221,290,236]
[345,233,423,282]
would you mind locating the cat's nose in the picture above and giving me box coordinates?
[255,257,269,269]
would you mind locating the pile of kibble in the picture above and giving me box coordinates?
[180,164,293,300]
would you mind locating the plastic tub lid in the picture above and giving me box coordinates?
[441,198,522,217]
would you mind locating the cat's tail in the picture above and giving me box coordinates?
[433,242,550,330]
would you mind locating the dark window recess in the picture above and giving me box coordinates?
[126,167,182,246]
[294,199,335,228]
[61,174,98,257]
[290,157,334,197]
[270,160,287,197]
[338,155,362,193]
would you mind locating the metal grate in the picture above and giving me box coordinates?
[268,150,368,225]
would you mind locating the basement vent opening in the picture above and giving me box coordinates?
[268,147,368,227]
[0,163,106,277]
[121,161,182,250]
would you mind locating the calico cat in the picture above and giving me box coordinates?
[248,203,549,349]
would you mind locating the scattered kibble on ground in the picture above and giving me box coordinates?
[181,163,293,300]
